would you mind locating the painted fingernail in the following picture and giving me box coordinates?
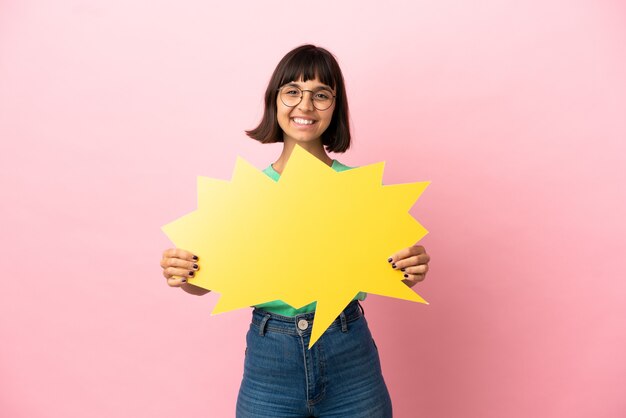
[392,263,397,269]
[192,255,198,261]
[193,264,198,269]
[182,278,187,283]
[403,274,408,278]
[401,268,405,272]
[188,271,195,276]
[387,257,392,263]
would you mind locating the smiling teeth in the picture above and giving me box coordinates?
[293,118,314,125]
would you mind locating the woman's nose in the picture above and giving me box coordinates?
[297,91,315,111]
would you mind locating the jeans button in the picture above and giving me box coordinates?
[297,319,309,330]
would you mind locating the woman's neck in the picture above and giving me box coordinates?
[271,139,333,174]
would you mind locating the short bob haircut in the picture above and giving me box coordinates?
[246,44,351,153]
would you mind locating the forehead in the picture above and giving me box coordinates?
[278,62,336,88]
[286,78,334,90]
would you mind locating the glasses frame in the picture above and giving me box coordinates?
[277,85,336,111]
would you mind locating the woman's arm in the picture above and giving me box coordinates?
[180,282,211,296]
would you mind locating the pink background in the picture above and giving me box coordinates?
[1,1,625,417]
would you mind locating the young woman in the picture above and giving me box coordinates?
[160,44,430,417]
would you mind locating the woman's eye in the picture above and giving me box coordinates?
[285,89,299,95]
[315,92,331,100]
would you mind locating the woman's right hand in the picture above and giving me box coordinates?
[160,248,201,288]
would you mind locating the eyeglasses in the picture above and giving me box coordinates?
[277,84,336,111]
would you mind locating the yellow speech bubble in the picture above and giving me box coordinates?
[162,145,429,347]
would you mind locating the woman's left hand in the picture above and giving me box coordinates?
[388,243,430,288]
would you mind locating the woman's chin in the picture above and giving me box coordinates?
[285,135,322,145]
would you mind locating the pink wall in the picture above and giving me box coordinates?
[2,1,625,417]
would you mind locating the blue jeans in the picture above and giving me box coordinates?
[236,301,393,417]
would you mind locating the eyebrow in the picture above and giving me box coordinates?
[286,82,334,92]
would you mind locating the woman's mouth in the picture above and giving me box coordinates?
[292,117,317,127]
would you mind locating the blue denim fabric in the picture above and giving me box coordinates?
[236,301,392,417]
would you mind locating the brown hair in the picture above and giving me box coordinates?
[246,44,351,153]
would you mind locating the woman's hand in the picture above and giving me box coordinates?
[387,243,430,288]
[160,248,209,294]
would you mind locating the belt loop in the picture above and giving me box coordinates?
[357,301,365,316]
[340,311,348,332]
[259,313,271,336]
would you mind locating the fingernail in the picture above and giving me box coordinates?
[192,255,198,261]
[392,263,397,269]
[401,268,405,272]
[387,257,392,263]
[182,278,187,282]
[403,274,408,278]
[193,264,198,269]
[188,271,195,276]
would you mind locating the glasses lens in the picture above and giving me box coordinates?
[312,88,334,110]
[280,86,302,107]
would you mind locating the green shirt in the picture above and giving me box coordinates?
[254,159,367,316]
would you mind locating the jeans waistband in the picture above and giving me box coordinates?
[251,300,364,336]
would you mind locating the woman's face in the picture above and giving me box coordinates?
[276,77,336,145]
